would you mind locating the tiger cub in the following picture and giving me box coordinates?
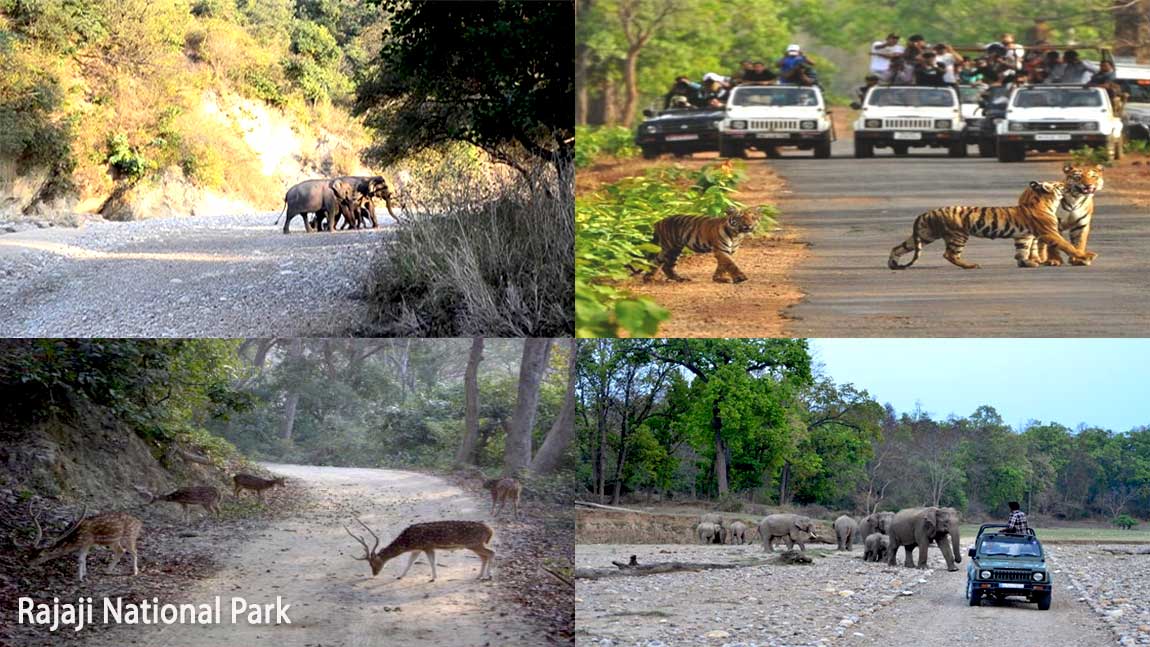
[643,207,761,283]
[1028,163,1103,267]
[888,181,1096,270]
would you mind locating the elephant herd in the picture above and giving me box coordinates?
[695,506,963,573]
[278,175,400,234]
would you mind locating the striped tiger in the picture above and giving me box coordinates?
[1028,163,1103,267]
[643,207,761,283]
[888,181,1097,270]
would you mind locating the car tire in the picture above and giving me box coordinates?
[641,146,659,160]
[1036,592,1052,611]
[719,141,743,159]
[948,142,968,158]
[978,140,995,157]
[997,143,1023,162]
[814,139,832,159]
[892,143,909,156]
[967,583,981,607]
[854,139,873,158]
[765,147,782,159]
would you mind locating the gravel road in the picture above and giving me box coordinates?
[86,463,538,647]
[771,140,1150,337]
[576,541,1121,647]
[0,214,393,337]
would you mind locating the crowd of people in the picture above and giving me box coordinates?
[662,43,819,109]
[862,31,1121,103]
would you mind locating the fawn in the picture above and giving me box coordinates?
[344,518,495,581]
[12,503,142,582]
[135,485,221,523]
[483,478,521,518]
[232,474,285,503]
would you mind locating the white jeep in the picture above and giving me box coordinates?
[851,85,966,158]
[995,85,1124,162]
[1115,63,1150,142]
[719,85,834,159]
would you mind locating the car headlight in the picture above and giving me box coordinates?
[980,570,992,580]
[934,119,952,129]
[644,125,657,134]
[864,119,882,128]
[1008,122,1025,132]
[1033,572,1045,581]
[1082,121,1099,131]
[800,120,818,129]
[729,120,747,130]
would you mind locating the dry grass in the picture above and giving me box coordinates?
[360,157,573,336]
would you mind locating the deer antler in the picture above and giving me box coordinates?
[354,517,380,553]
[11,501,44,549]
[343,524,372,561]
[59,504,88,539]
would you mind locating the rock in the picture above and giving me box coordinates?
[838,619,854,627]
[900,590,914,596]
[838,590,855,597]
[704,630,730,639]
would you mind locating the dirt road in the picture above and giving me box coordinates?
[774,141,1150,337]
[93,463,538,647]
[0,214,393,337]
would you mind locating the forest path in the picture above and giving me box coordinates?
[100,463,536,647]
[0,214,396,337]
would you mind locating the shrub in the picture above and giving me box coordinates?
[106,133,153,182]
[1070,145,1111,167]
[1125,139,1150,156]
[716,493,744,513]
[1113,514,1138,530]
[575,125,639,168]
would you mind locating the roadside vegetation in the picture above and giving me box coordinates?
[575,125,640,169]
[576,161,777,337]
[578,339,1150,528]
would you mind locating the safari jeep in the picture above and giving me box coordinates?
[996,85,1125,162]
[851,85,966,158]
[1116,63,1150,141]
[635,106,724,159]
[719,84,834,159]
[966,524,1052,610]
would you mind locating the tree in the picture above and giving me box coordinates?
[355,0,574,176]
[504,338,553,475]
[617,0,679,127]
[531,339,579,474]
[454,337,485,466]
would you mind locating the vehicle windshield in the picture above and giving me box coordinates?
[732,87,820,107]
[1118,79,1150,103]
[1012,88,1103,108]
[867,88,956,108]
[959,87,983,104]
[979,537,1043,557]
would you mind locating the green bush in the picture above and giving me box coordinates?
[106,133,153,182]
[1113,514,1138,530]
[1125,139,1150,156]
[1070,145,1111,167]
[576,161,774,337]
[575,125,639,168]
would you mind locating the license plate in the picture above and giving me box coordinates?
[756,132,790,139]
[893,132,922,140]
[999,583,1025,589]
[664,134,698,142]
[1035,133,1071,141]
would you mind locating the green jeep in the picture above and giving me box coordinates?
[965,524,1052,610]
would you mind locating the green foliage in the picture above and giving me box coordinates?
[576,161,773,337]
[356,0,573,168]
[0,41,75,187]
[289,20,340,66]
[1114,514,1138,530]
[105,133,153,182]
[1070,145,1112,168]
[1124,139,1150,156]
[575,125,639,168]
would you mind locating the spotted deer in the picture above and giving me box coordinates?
[483,478,521,519]
[12,503,142,582]
[135,485,221,522]
[343,518,495,581]
[232,474,285,503]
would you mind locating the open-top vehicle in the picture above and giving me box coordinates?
[996,84,1125,162]
[1116,63,1150,141]
[852,86,966,158]
[719,84,834,159]
[635,107,724,159]
[959,85,987,150]
[966,524,1052,610]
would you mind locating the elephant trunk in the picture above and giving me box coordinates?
[382,196,398,221]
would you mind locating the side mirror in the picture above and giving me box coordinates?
[642,109,655,118]
[967,548,976,558]
[850,101,862,110]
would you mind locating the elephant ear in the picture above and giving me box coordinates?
[923,509,937,534]
[330,180,353,201]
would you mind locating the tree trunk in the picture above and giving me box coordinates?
[454,337,485,466]
[779,462,791,505]
[621,46,641,127]
[530,339,578,474]
[1114,0,1150,64]
[712,402,729,495]
[504,338,553,476]
[575,0,591,126]
[279,338,303,442]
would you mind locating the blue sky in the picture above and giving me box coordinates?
[810,339,1150,432]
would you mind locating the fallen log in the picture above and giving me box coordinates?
[1102,546,1150,555]
[576,561,747,579]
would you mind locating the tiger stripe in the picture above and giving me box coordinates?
[644,208,761,283]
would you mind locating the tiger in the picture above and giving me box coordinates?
[887,181,1097,270]
[1027,163,1104,267]
[643,207,761,283]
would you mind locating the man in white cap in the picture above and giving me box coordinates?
[778,44,816,85]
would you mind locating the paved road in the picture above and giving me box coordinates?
[770,139,1150,337]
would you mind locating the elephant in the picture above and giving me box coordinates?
[334,175,399,228]
[281,179,357,234]
[886,507,962,571]
[727,520,748,545]
[758,514,816,552]
[863,532,891,562]
[697,521,720,544]
[834,515,859,551]
[860,511,894,539]
[699,513,726,543]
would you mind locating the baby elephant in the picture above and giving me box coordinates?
[697,521,720,544]
[727,520,748,545]
[864,532,891,563]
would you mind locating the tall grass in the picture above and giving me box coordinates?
[361,157,573,336]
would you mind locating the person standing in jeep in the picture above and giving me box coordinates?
[1006,501,1030,534]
